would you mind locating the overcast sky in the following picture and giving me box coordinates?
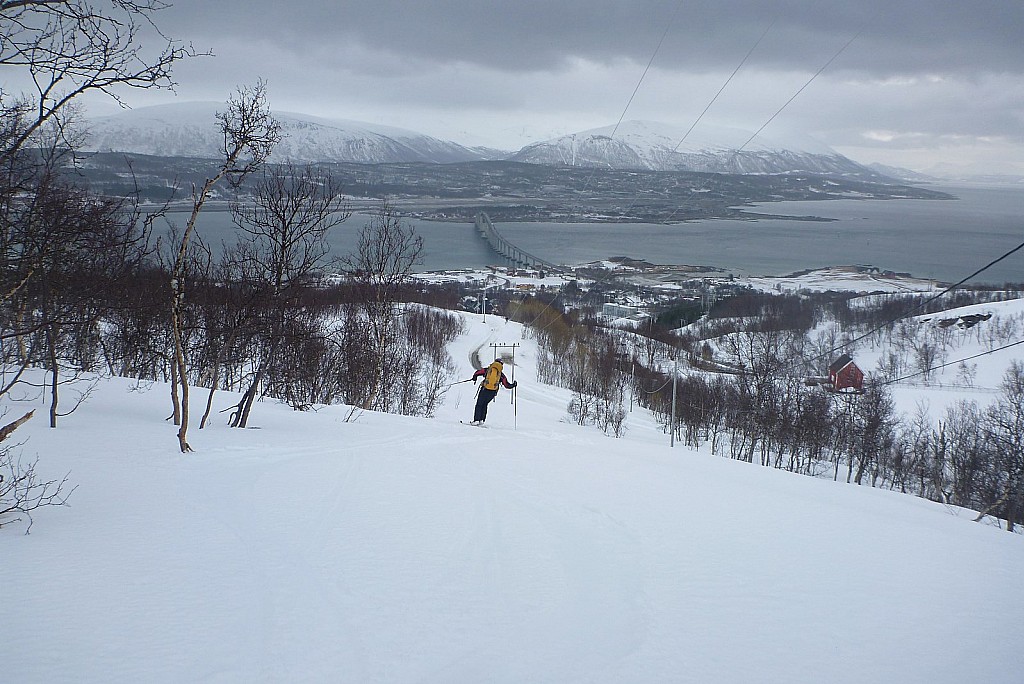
[92,0,1024,173]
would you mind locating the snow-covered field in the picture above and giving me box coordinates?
[415,264,941,296]
[746,266,940,294]
[3,312,1024,683]
[857,296,1024,416]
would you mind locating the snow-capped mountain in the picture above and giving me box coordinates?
[84,102,493,164]
[85,107,884,178]
[510,120,879,177]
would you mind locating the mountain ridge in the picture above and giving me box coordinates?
[84,101,493,164]
[510,120,881,178]
[86,102,886,179]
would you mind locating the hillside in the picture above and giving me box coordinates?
[84,105,888,180]
[510,120,882,178]
[84,102,492,164]
[77,104,951,223]
[3,311,1023,683]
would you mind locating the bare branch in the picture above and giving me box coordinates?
[0,409,34,444]
[0,451,76,533]
[1,0,203,159]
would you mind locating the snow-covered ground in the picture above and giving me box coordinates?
[412,267,577,292]
[855,296,1024,415]
[415,264,941,296]
[3,312,1024,683]
[745,266,940,294]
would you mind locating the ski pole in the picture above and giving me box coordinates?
[513,384,517,430]
[510,345,516,404]
[511,344,517,429]
[445,378,475,389]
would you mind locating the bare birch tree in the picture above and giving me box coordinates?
[168,82,279,451]
[217,163,349,427]
[2,0,194,407]
[341,201,422,411]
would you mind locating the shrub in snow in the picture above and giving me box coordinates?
[0,410,75,533]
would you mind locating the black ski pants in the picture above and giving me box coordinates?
[473,387,498,422]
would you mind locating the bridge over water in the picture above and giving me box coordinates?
[474,213,565,273]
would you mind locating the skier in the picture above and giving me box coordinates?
[469,358,517,425]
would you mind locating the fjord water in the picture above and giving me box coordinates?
[498,184,1023,284]
[172,184,1022,284]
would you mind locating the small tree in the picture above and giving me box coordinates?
[168,82,280,451]
[956,361,977,388]
[17,174,148,426]
[979,362,1024,530]
[848,381,897,485]
[340,201,422,411]
[219,163,350,427]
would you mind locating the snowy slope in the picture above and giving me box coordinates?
[866,296,1024,417]
[511,120,878,176]
[84,102,491,163]
[3,313,1024,683]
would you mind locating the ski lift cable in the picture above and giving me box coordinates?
[528,10,770,329]
[527,13,864,342]
[719,11,1024,378]
[732,9,1024,378]
[569,0,686,213]
[611,0,685,141]
[643,376,675,394]
[689,238,1024,388]
[656,13,866,221]
[527,13,1024,393]
[878,338,1024,388]
[626,18,776,219]
[673,18,776,154]
[804,236,1024,370]
[733,24,865,157]
[751,235,1024,386]
[529,12,780,329]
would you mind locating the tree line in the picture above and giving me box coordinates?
[511,288,1024,532]
[1,1,465,528]
[2,0,197,528]
[641,344,1024,532]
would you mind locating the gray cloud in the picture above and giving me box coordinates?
[168,1,1024,74]
[113,0,1024,171]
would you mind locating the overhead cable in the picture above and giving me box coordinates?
[673,19,776,153]
[811,236,1024,366]
[880,338,1024,387]
[736,24,866,154]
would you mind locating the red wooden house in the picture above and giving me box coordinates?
[828,354,864,392]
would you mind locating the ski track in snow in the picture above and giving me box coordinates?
[3,311,1024,683]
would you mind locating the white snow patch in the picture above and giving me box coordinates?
[3,313,1023,683]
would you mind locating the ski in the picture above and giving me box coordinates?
[460,420,488,428]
